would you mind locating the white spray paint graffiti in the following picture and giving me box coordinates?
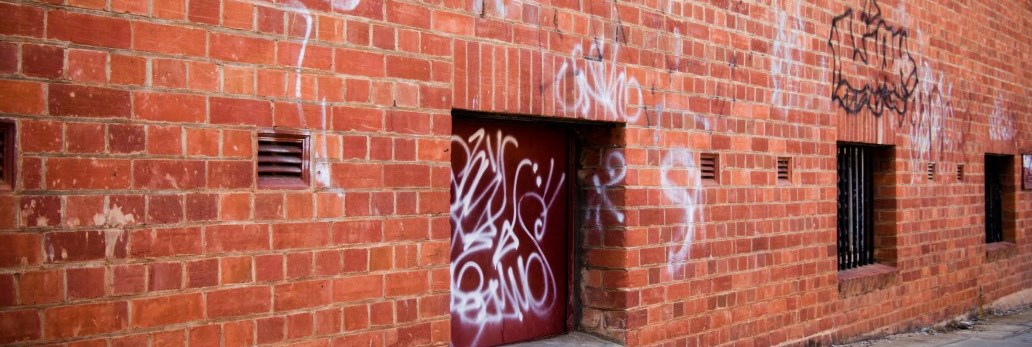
[555,40,644,123]
[450,129,565,345]
[472,0,519,18]
[989,94,1015,141]
[659,148,703,276]
[771,0,806,113]
[273,0,362,188]
[583,151,626,230]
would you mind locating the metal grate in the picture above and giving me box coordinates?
[957,164,964,181]
[837,145,875,270]
[927,163,935,181]
[777,157,790,181]
[257,131,309,189]
[700,153,718,182]
[984,156,1005,243]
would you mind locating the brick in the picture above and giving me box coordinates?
[188,324,220,347]
[19,269,63,304]
[0,310,40,343]
[45,158,131,190]
[222,65,254,95]
[220,256,252,284]
[112,264,146,295]
[255,254,284,282]
[272,222,330,249]
[44,302,128,338]
[254,193,283,220]
[108,123,146,153]
[219,193,251,220]
[152,59,188,88]
[315,308,342,335]
[224,320,254,347]
[152,0,185,18]
[133,22,206,57]
[67,50,107,82]
[222,129,253,158]
[44,230,107,262]
[185,193,217,221]
[129,227,201,257]
[285,252,312,279]
[186,259,217,288]
[332,275,382,301]
[22,44,63,78]
[274,280,331,311]
[334,48,385,77]
[48,11,131,48]
[20,120,62,152]
[65,123,105,153]
[0,80,44,115]
[188,0,220,25]
[131,293,202,327]
[66,267,105,300]
[147,125,183,155]
[385,271,427,297]
[112,0,148,14]
[205,224,269,252]
[286,312,313,339]
[134,92,206,123]
[207,286,271,318]
[110,54,146,85]
[0,3,44,37]
[0,275,14,306]
[49,84,131,118]
[133,160,206,189]
[189,61,219,91]
[342,305,369,331]
[0,42,17,73]
[210,97,273,126]
[148,262,182,291]
[211,33,275,64]
[207,161,254,188]
[186,128,220,157]
[256,317,285,344]
[152,329,185,347]
[146,195,183,224]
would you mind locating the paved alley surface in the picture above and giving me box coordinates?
[839,307,1032,347]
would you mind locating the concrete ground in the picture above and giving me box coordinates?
[838,307,1032,347]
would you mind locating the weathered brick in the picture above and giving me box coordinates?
[207,286,271,318]
[0,310,40,343]
[131,293,202,327]
[132,22,206,57]
[44,302,128,338]
[133,92,207,123]
[48,11,131,48]
[49,85,131,118]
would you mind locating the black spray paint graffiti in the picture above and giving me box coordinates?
[828,0,918,117]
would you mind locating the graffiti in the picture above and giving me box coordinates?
[771,0,805,113]
[1022,155,1032,191]
[555,39,644,123]
[584,151,626,231]
[473,0,518,18]
[828,0,918,117]
[989,94,1015,141]
[450,129,565,345]
[660,149,703,276]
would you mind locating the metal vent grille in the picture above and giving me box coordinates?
[700,153,718,182]
[777,157,790,181]
[956,164,964,181]
[257,131,309,189]
[927,163,935,181]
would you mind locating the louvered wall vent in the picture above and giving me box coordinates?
[257,131,310,189]
[927,163,936,181]
[0,120,14,190]
[700,153,718,182]
[777,157,791,182]
[957,164,964,181]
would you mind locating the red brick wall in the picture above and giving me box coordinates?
[0,0,1029,345]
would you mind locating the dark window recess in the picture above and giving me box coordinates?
[927,163,935,181]
[0,120,14,190]
[700,153,718,182]
[957,164,964,181]
[985,155,1006,243]
[837,145,875,270]
[777,157,791,182]
[257,131,310,189]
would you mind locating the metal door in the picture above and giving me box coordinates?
[450,118,570,346]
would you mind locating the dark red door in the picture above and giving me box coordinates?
[450,118,570,346]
